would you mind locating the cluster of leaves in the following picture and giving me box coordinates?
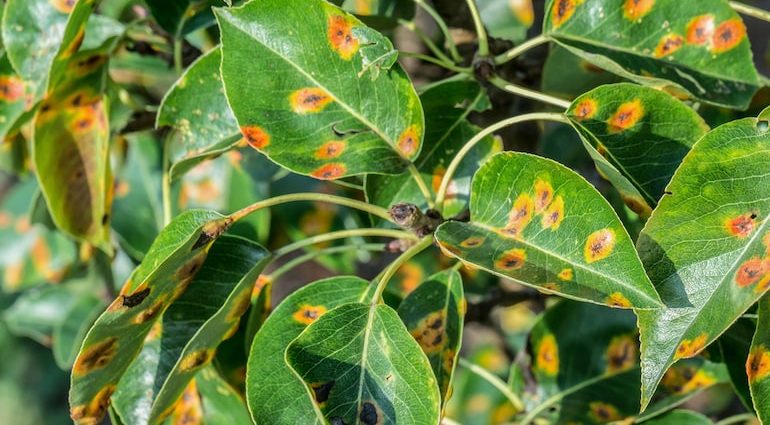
[1,0,770,424]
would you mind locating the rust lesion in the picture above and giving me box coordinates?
[73,337,119,376]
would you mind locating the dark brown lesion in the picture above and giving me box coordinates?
[359,401,380,425]
[310,381,335,404]
[122,287,150,307]
[73,337,118,375]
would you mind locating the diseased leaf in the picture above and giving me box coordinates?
[543,0,761,109]
[636,111,770,408]
[435,151,661,309]
[157,47,241,180]
[366,80,500,219]
[69,209,231,425]
[566,83,709,216]
[749,295,770,423]
[33,47,112,250]
[0,53,32,140]
[397,269,464,405]
[217,0,424,180]
[246,276,373,425]
[286,302,441,425]
[478,0,534,43]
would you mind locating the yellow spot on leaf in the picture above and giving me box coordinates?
[179,349,215,372]
[735,257,767,288]
[460,236,485,248]
[711,19,746,53]
[252,275,272,299]
[654,33,684,58]
[293,304,327,325]
[607,100,644,133]
[311,163,347,180]
[605,292,631,308]
[73,337,118,376]
[494,248,527,271]
[572,98,598,121]
[747,345,770,383]
[410,311,446,354]
[534,179,554,213]
[588,401,623,423]
[240,125,270,150]
[289,87,333,114]
[51,0,76,14]
[510,0,534,26]
[536,334,559,376]
[551,0,581,28]
[502,194,534,237]
[558,268,573,281]
[623,0,654,20]
[315,140,346,159]
[686,15,715,45]
[397,125,421,158]
[541,195,564,230]
[675,333,708,360]
[170,380,203,425]
[0,76,25,103]
[606,334,637,372]
[725,212,756,238]
[69,385,116,425]
[327,14,359,60]
[662,365,716,394]
[584,229,616,263]
[396,262,423,295]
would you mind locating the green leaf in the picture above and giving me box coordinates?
[216,0,424,180]
[543,0,761,109]
[341,0,416,30]
[0,53,32,140]
[286,302,441,425]
[111,235,269,425]
[641,410,713,425]
[366,80,500,219]
[196,366,252,424]
[246,276,373,424]
[33,47,112,250]
[3,285,80,345]
[541,45,623,100]
[749,295,770,423]
[145,0,230,36]
[435,151,661,309]
[717,318,755,410]
[157,46,241,180]
[478,0,534,43]
[566,83,709,216]
[53,294,105,369]
[397,269,464,406]
[636,111,770,409]
[69,209,231,425]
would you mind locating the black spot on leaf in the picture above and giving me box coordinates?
[122,288,150,307]
[311,381,334,403]
[360,402,378,425]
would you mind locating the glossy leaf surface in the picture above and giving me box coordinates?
[749,295,770,423]
[246,276,373,424]
[286,302,440,425]
[566,83,709,215]
[397,269,464,405]
[69,209,230,425]
[217,0,424,179]
[366,80,500,218]
[435,151,661,309]
[637,113,770,408]
[543,0,761,109]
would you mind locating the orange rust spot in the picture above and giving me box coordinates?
[180,349,215,372]
[572,98,598,121]
[226,289,253,322]
[31,237,57,281]
[654,33,684,58]
[494,248,527,271]
[73,337,118,376]
[686,15,715,45]
[240,126,270,150]
[293,304,327,325]
[535,334,559,376]
[584,228,616,263]
[607,100,644,133]
[675,333,708,360]
[534,179,554,213]
[442,348,457,374]
[623,0,654,20]
[606,335,637,372]
[510,0,535,26]
[747,345,770,383]
[606,292,632,308]
[502,194,534,237]
[764,232,770,255]
[725,213,756,238]
[735,257,766,287]
[588,401,623,423]
[541,195,564,230]
[460,236,485,248]
[410,311,446,354]
[315,140,346,159]
[252,274,272,299]
[14,216,30,233]
[0,76,24,103]
[397,262,423,294]
[289,87,333,114]
[662,365,716,394]
[69,385,116,425]
[397,125,421,158]
[557,268,573,281]
[51,0,76,14]
[328,15,359,60]
[311,163,347,180]
[622,193,652,218]
[133,298,165,324]
[541,282,560,292]
[431,165,457,199]
[551,0,579,28]
[711,19,746,53]
[170,380,203,425]
[439,243,462,258]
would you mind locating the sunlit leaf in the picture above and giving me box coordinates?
[217,0,424,180]
[69,209,231,425]
[636,110,770,408]
[286,302,441,425]
[397,269,464,405]
[543,0,761,109]
[435,151,661,309]
[566,83,709,216]
[366,80,500,219]
[246,276,373,424]
[749,295,770,423]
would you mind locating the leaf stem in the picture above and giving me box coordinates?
[714,413,757,425]
[371,236,433,303]
[272,229,414,258]
[435,112,570,212]
[268,243,386,281]
[230,193,395,224]
[519,372,613,424]
[490,76,572,109]
[730,1,770,22]
[458,358,524,412]
[399,51,472,74]
[413,0,463,63]
[495,34,549,64]
[161,139,172,226]
[173,37,183,75]
[408,163,436,208]
[399,20,456,66]
[465,0,489,56]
